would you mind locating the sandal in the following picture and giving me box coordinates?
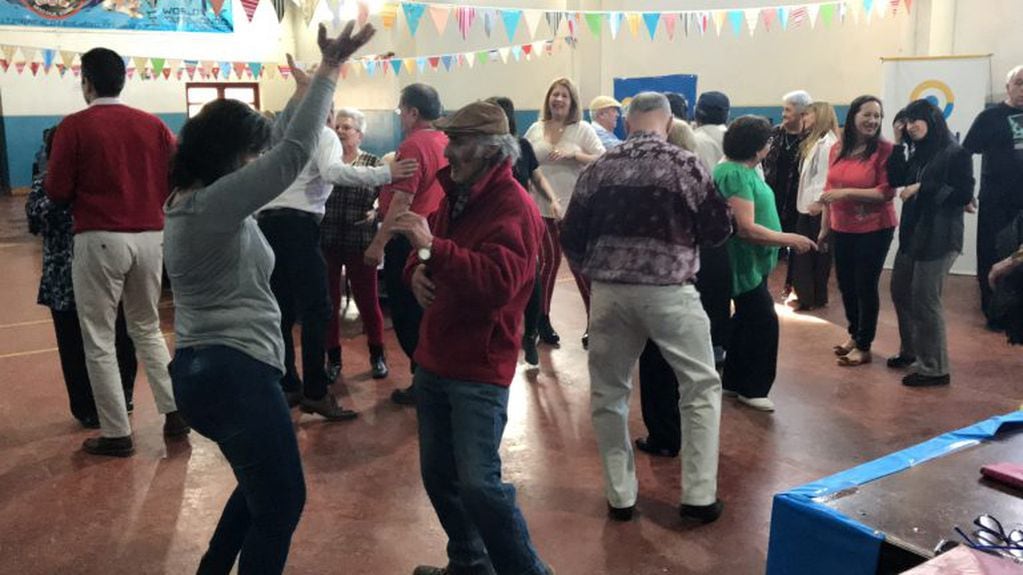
[833,339,856,357]
[837,349,872,367]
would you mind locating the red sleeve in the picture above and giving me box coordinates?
[428,206,534,311]
[382,138,426,199]
[44,119,77,204]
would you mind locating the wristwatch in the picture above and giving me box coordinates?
[418,242,432,262]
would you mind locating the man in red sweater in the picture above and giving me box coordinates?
[389,101,552,575]
[45,47,188,457]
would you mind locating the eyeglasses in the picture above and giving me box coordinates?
[953,514,1023,560]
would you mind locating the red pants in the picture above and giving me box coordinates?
[324,250,384,351]
[540,217,590,316]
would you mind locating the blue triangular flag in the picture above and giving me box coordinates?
[777,7,789,30]
[365,61,376,76]
[249,62,262,77]
[512,46,523,61]
[219,61,231,79]
[390,59,402,75]
[643,13,660,39]
[501,9,522,41]
[417,57,427,73]
[402,2,426,36]
[728,10,743,35]
[42,49,56,69]
[441,55,454,71]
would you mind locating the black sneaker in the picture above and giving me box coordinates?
[82,436,135,457]
[886,354,916,369]
[679,500,724,524]
[607,503,635,522]
[391,385,417,406]
[902,373,951,387]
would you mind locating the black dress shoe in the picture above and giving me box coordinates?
[300,392,358,421]
[78,416,101,430]
[886,354,916,369]
[82,436,135,457]
[679,500,724,524]
[391,385,417,406]
[412,565,493,575]
[538,316,560,346]
[163,411,191,437]
[902,373,951,387]
[635,437,679,458]
[607,502,635,522]
[522,334,539,366]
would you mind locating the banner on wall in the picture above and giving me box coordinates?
[613,74,697,137]
[880,55,991,275]
[0,0,233,32]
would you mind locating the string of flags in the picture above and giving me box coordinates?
[0,0,912,80]
[0,37,575,81]
[235,0,911,40]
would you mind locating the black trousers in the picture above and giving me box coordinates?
[258,212,331,400]
[51,306,136,422]
[790,213,833,309]
[638,341,681,452]
[722,279,779,399]
[383,235,423,369]
[833,228,895,351]
[638,247,731,447]
[523,263,542,339]
[977,202,1020,321]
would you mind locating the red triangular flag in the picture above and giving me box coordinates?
[428,56,440,70]
[0,59,8,72]
[522,44,532,55]
[232,62,247,79]
[240,0,259,21]
[209,0,225,16]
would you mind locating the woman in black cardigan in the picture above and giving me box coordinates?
[887,99,975,387]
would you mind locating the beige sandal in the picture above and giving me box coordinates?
[833,339,856,357]
[837,349,872,367]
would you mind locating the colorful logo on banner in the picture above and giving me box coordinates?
[910,79,955,119]
[0,0,232,32]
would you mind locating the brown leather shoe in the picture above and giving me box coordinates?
[163,411,191,437]
[300,393,357,421]
[82,436,135,457]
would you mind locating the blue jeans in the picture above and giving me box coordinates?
[415,369,547,575]
[170,346,306,575]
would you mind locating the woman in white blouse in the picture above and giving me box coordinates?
[790,102,839,310]
[525,77,606,348]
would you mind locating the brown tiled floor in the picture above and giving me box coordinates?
[0,194,1019,574]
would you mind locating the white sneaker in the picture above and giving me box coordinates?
[738,395,775,412]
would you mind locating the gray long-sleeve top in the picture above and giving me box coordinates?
[163,75,336,373]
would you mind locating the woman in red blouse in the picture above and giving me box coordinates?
[819,95,897,367]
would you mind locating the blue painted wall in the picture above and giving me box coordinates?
[3,105,846,189]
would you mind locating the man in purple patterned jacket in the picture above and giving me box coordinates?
[561,91,733,526]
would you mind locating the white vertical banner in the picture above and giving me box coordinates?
[880,55,991,275]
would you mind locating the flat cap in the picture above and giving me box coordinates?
[433,101,509,136]
[589,95,621,111]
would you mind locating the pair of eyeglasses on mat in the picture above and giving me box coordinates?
[951,514,1023,560]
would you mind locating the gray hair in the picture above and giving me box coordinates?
[335,107,367,133]
[1008,65,1023,84]
[626,92,671,119]
[783,90,813,112]
[467,133,521,166]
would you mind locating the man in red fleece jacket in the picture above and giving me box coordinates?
[45,47,187,457]
[390,101,553,575]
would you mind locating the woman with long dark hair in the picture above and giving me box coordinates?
[162,23,376,573]
[886,99,974,386]
[820,95,896,367]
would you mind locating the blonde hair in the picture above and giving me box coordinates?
[667,118,697,153]
[800,101,839,160]
[541,77,582,124]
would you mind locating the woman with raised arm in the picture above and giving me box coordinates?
[162,22,376,573]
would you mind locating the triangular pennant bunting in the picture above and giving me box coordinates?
[42,49,55,73]
[583,12,602,37]
[522,9,543,39]
[475,51,487,66]
[807,4,821,28]
[727,10,743,36]
[403,57,416,73]
[778,7,790,30]
[390,58,402,75]
[402,2,426,36]
[511,46,522,61]
[545,11,563,35]
[441,55,453,71]
[607,12,622,39]
[428,56,440,70]
[821,3,836,26]
[712,11,727,36]
[626,13,641,37]
[233,62,248,79]
[240,0,259,21]
[428,5,449,36]
[500,9,521,41]
[380,3,398,29]
[642,12,660,40]
[482,8,496,37]
[662,13,678,39]
[249,62,262,78]
[151,57,166,78]
[455,7,476,39]
[761,7,776,31]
